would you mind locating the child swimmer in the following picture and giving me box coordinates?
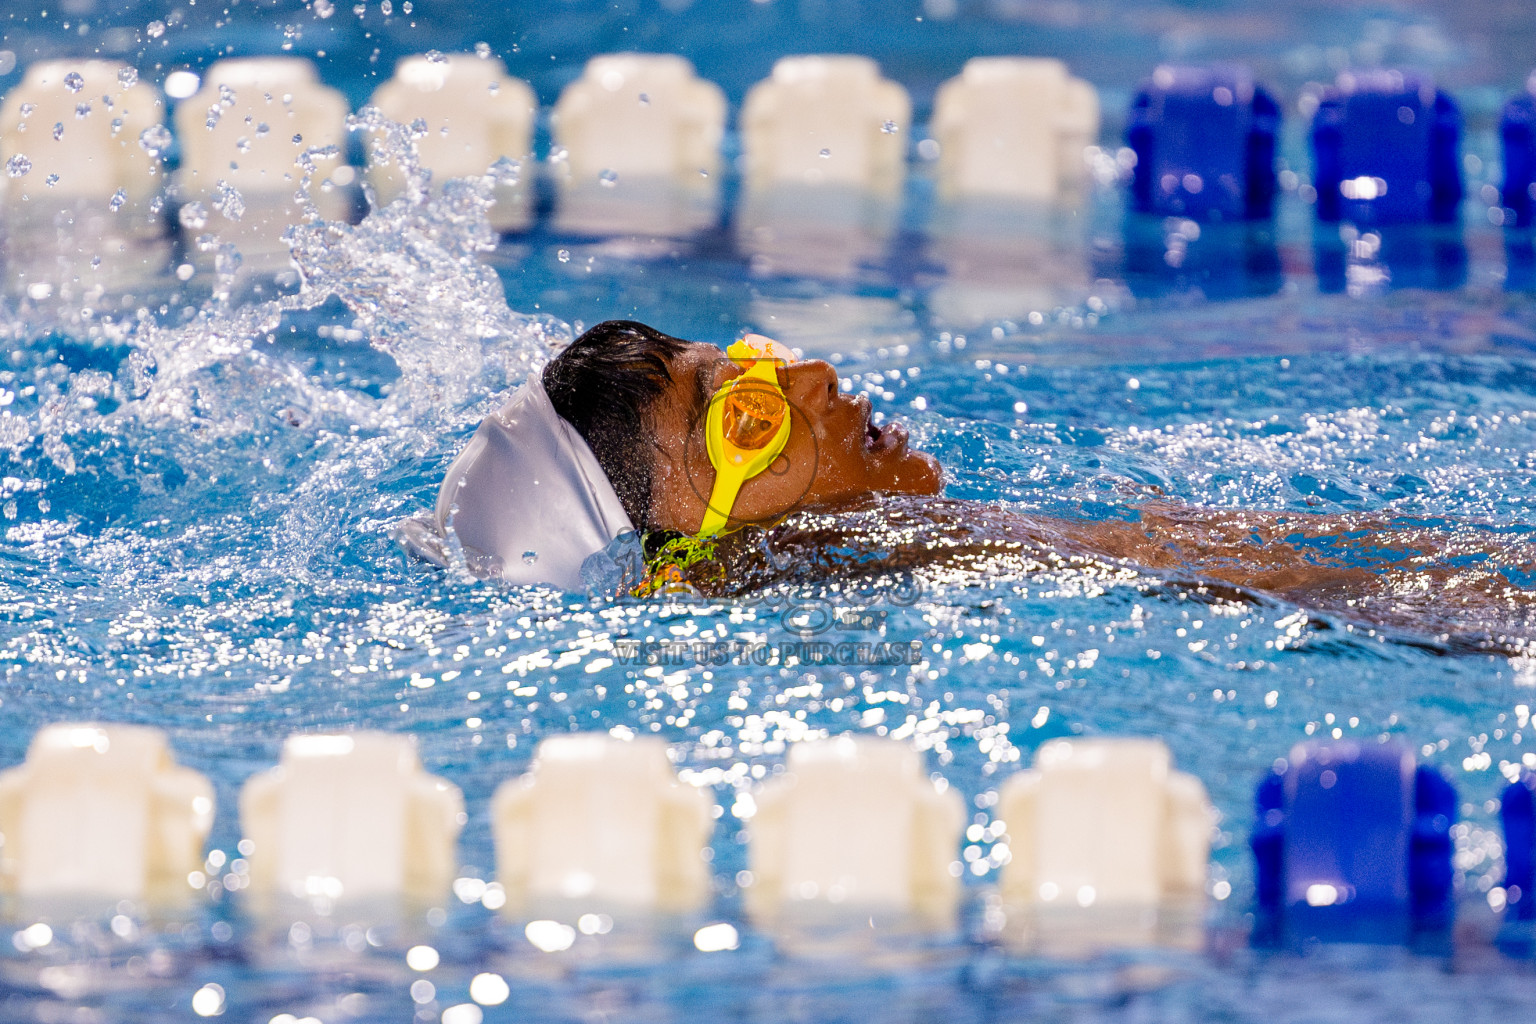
[403,320,1536,652]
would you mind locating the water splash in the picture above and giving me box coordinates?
[0,107,564,590]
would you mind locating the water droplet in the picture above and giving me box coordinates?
[51,122,64,141]
[291,133,303,144]
[314,0,335,18]
[218,84,236,108]
[236,136,251,153]
[380,0,393,15]
[882,120,899,134]
[638,92,650,106]
[598,169,618,188]
[487,156,520,186]
[110,117,125,135]
[255,121,270,137]
[146,20,166,38]
[205,106,222,130]
[108,188,127,212]
[818,148,831,158]
[74,102,92,119]
[547,147,568,165]
[402,0,413,12]
[178,201,209,230]
[118,67,139,88]
[556,249,571,263]
[522,551,538,565]
[18,103,34,118]
[212,180,246,221]
[138,124,172,157]
[62,72,84,93]
[352,2,366,15]
[5,154,30,178]
[215,244,243,277]
[44,173,59,187]
[475,42,491,59]
[425,50,446,64]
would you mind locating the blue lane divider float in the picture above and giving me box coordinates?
[1497,770,1536,955]
[1311,70,1462,225]
[1251,740,1456,947]
[1127,64,1280,221]
[1501,75,1536,229]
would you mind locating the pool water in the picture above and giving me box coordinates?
[5,0,1536,1021]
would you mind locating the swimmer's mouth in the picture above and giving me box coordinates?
[863,406,907,455]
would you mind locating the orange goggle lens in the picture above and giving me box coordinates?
[720,386,787,452]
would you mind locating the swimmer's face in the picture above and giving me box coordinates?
[645,341,942,534]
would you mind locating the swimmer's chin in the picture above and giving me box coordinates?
[888,448,944,497]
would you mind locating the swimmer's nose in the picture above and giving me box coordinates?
[785,359,838,411]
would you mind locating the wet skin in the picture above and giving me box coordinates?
[644,341,942,535]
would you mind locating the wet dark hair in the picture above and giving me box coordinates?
[543,320,690,532]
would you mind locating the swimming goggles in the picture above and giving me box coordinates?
[697,333,797,538]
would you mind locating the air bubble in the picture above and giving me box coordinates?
[118,67,138,88]
[638,93,650,106]
[556,249,571,263]
[314,0,336,17]
[146,20,166,38]
[598,169,618,188]
[882,120,899,134]
[75,102,92,119]
[522,551,538,565]
[425,50,446,64]
[62,72,84,93]
[51,122,64,141]
[108,188,127,212]
[818,148,831,158]
[5,154,30,178]
[44,173,59,187]
[475,42,491,59]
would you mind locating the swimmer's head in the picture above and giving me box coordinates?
[545,320,941,537]
[543,320,689,532]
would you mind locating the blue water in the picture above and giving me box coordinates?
[4,0,1536,1021]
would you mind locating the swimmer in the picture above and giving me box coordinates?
[402,320,1536,652]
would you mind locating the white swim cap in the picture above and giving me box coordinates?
[397,377,637,591]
